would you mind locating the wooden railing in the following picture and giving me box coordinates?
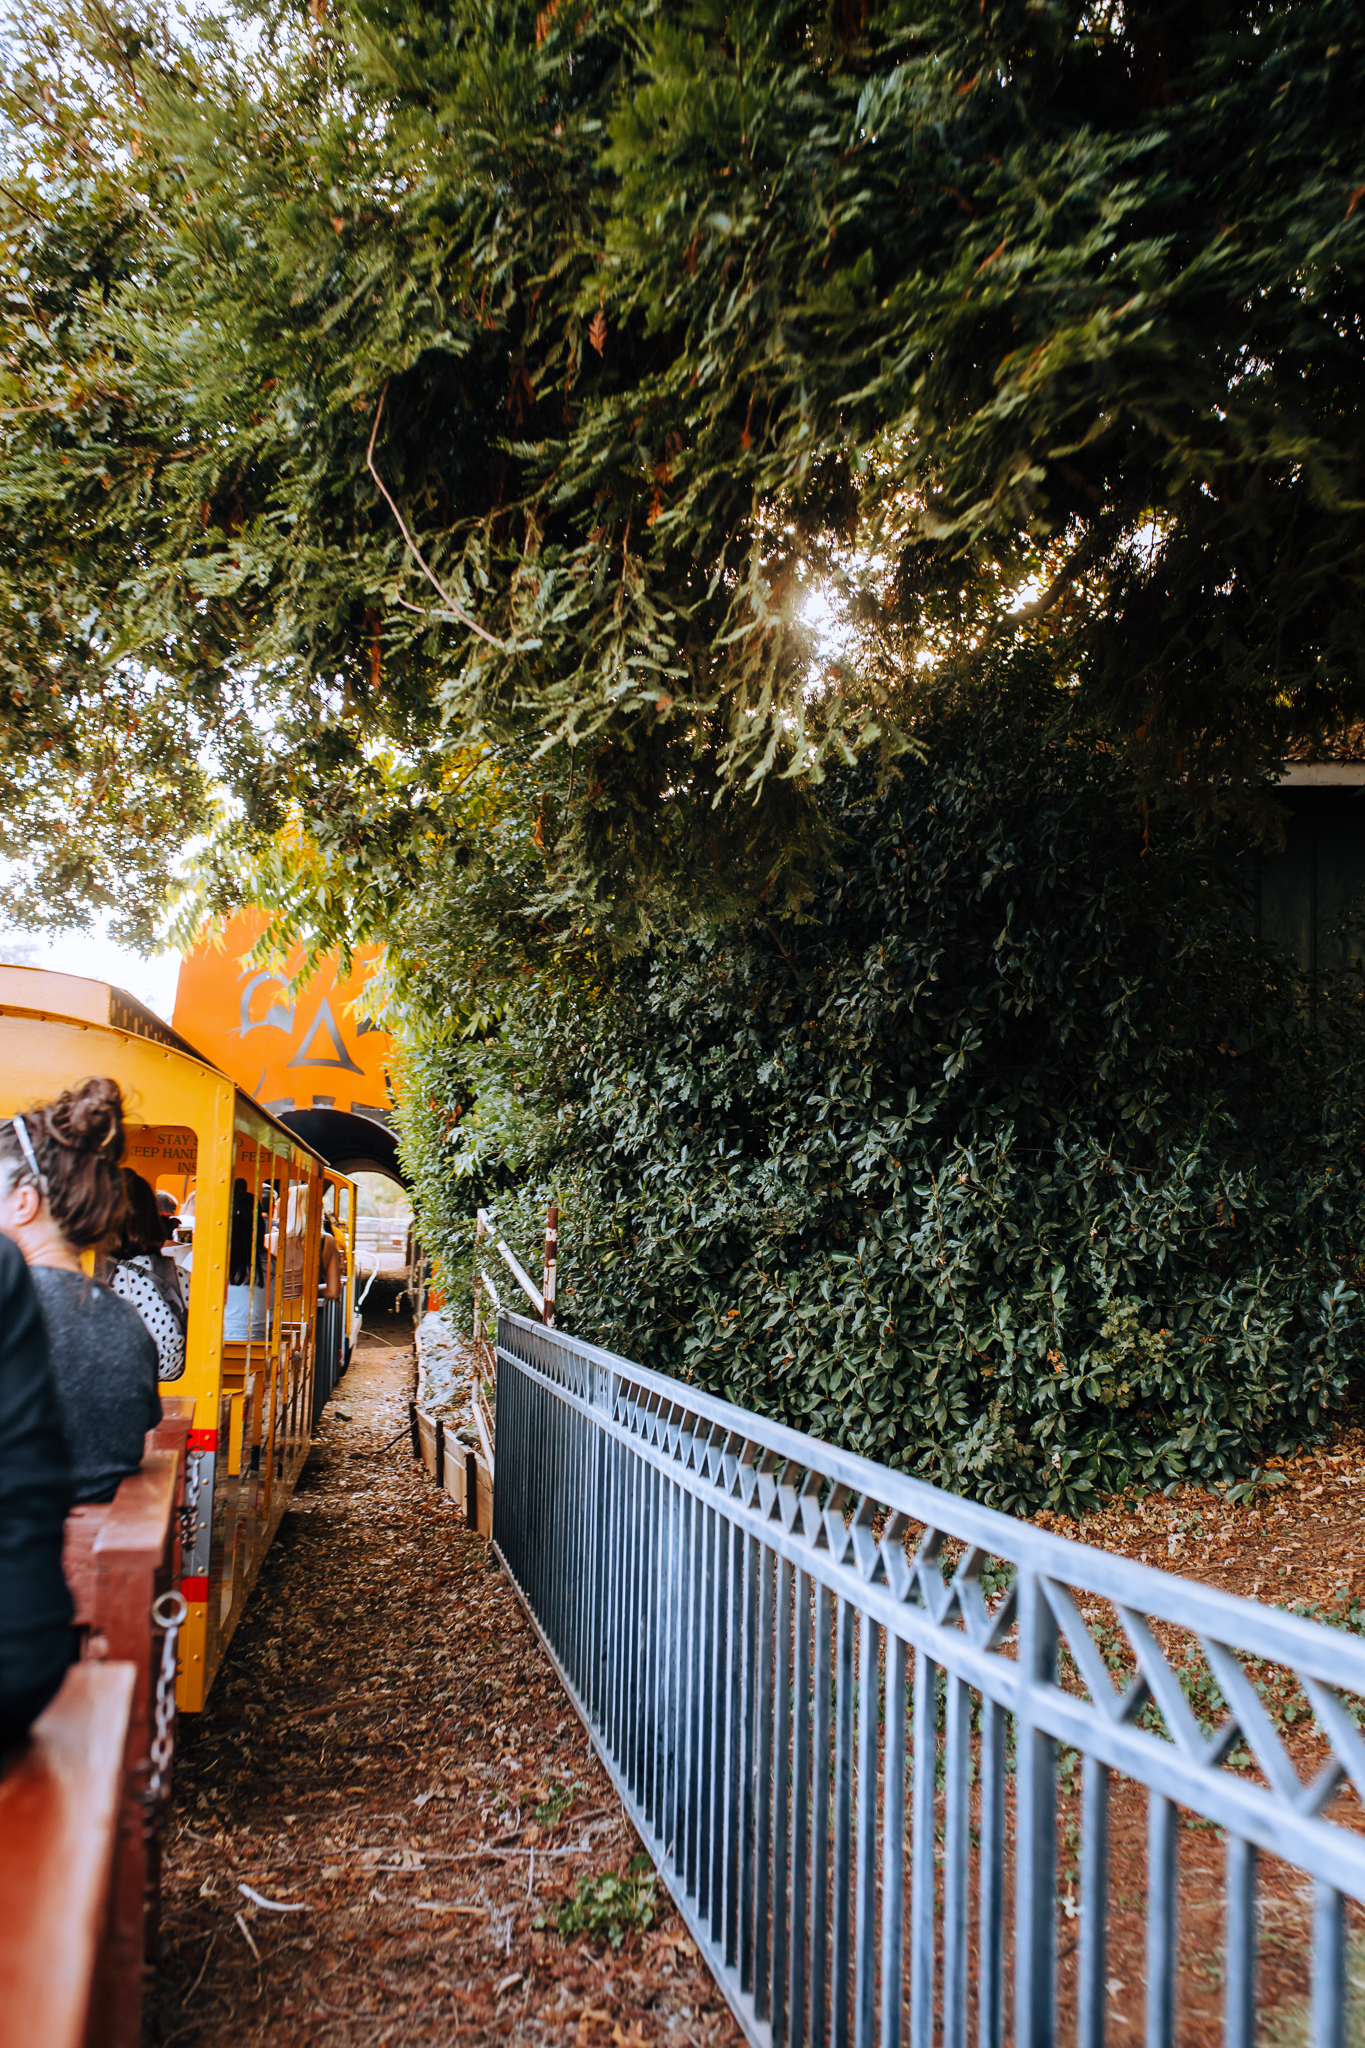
[434,1203,555,1533]
[0,1392,194,2047]
[0,1662,137,2048]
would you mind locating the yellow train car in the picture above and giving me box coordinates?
[0,965,354,1711]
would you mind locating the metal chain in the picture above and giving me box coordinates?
[145,1589,188,1809]
[179,1449,203,1558]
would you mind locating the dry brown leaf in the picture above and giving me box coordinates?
[145,1299,744,2048]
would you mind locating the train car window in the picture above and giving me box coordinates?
[266,1150,309,1478]
[279,1164,309,1306]
[250,1139,292,1500]
[226,1133,272,1353]
[122,1124,197,1298]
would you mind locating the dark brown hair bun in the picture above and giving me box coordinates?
[45,1075,125,1162]
[0,1076,129,1249]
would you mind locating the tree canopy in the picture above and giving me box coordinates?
[3,0,1364,944]
[402,667,1365,1514]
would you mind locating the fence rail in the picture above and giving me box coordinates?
[492,1307,1365,2048]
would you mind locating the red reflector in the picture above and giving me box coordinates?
[188,1429,217,1452]
[181,1577,210,1602]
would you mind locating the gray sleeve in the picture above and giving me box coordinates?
[139,1324,164,1432]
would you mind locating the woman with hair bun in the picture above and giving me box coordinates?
[0,1078,161,1505]
[108,1169,187,1381]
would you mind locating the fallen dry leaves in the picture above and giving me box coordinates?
[142,1290,741,2047]
[144,1293,1365,2048]
[1038,1420,1365,1613]
[1026,1423,1365,2043]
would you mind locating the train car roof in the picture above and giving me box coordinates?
[0,962,333,1166]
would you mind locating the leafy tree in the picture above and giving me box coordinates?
[9,0,1365,1503]
[402,666,1365,1513]
[0,48,218,941]
[3,0,1364,939]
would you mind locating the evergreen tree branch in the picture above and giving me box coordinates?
[365,386,508,652]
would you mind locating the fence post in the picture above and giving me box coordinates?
[543,1203,558,1329]
[473,1213,484,1348]
[1014,1568,1058,2048]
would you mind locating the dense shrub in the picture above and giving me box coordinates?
[402,676,1365,1512]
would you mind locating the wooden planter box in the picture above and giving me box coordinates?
[411,1399,492,1537]
[414,1405,442,1485]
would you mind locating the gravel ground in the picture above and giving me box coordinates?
[141,1307,742,2048]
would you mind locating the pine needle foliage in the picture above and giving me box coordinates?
[403,668,1365,1513]
[2,0,1364,934]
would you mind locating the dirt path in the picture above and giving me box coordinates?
[142,1312,742,2047]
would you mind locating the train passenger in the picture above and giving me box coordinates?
[223,1178,269,1340]
[156,1187,182,1256]
[107,1169,188,1382]
[163,1187,193,1278]
[0,1079,161,1504]
[320,1210,342,1302]
[277,1182,308,1300]
[0,1237,75,1755]
[315,1209,345,1400]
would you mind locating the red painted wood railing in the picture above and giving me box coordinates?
[0,1661,136,2048]
[55,1394,194,2048]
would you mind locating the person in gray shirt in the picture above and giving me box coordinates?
[0,1078,161,1505]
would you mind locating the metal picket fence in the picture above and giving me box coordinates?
[491,1307,1365,2048]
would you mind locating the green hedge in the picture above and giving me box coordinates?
[401,678,1365,1512]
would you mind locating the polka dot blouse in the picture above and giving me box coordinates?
[109,1256,187,1382]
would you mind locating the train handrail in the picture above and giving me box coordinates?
[61,1440,185,2048]
[149,1395,194,1583]
[64,1453,180,1699]
[0,1661,136,2048]
[89,1453,180,1736]
[151,1392,196,1447]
